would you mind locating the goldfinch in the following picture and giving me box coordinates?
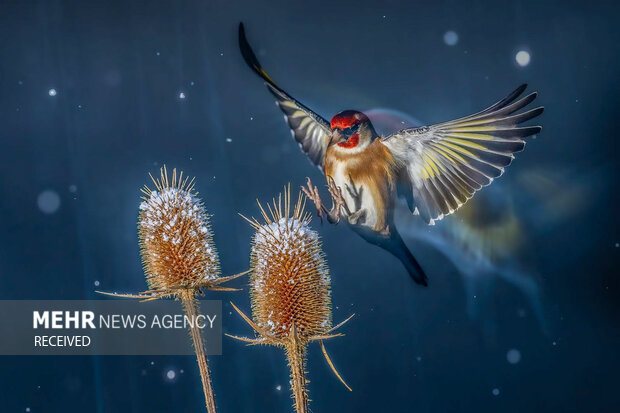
[239,23,543,286]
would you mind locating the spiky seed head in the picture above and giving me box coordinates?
[247,187,332,341]
[138,166,220,292]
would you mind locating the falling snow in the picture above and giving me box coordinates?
[37,190,61,214]
[48,88,57,96]
[506,349,521,364]
[515,50,531,67]
[443,31,459,46]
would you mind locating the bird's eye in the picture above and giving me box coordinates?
[342,124,359,135]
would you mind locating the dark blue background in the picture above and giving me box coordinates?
[1,0,618,412]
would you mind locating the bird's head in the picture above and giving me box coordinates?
[329,110,377,151]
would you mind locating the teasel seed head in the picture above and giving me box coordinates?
[243,186,332,342]
[228,185,353,404]
[138,166,220,293]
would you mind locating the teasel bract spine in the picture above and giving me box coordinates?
[98,166,247,413]
[228,185,353,413]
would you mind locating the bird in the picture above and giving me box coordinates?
[238,23,544,286]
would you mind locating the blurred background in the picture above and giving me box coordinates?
[0,0,618,412]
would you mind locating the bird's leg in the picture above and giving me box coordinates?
[301,177,348,225]
[344,175,367,225]
[301,177,325,223]
[347,209,367,226]
[325,177,350,224]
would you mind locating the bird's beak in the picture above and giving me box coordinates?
[331,129,345,144]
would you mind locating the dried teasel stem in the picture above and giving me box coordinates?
[286,327,309,413]
[181,289,217,413]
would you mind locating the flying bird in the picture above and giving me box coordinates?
[238,23,543,286]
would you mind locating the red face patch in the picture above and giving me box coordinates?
[330,110,366,130]
[337,133,359,148]
[331,115,356,130]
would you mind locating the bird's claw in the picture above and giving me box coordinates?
[345,175,363,211]
[327,177,348,219]
[348,209,366,225]
[301,177,324,223]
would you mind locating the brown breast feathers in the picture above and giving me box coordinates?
[325,140,398,231]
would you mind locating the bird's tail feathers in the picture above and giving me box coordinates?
[388,230,428,286]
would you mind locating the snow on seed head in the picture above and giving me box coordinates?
[138,166,220,291]
[245,186,331,340]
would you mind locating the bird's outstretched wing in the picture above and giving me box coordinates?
[382,84,543,225]
[239,23,331,172]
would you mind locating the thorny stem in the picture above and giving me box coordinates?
[286,328,309,413]
[181,290,217,413]
[227,305,354,395]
